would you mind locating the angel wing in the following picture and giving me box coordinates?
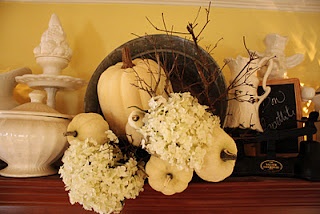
[285,53,304,69]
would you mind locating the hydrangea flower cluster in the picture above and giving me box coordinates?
[59,130,145,214]
[140,92,221,171]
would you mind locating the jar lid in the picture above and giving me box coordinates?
[13,90,58,113]
[0,90,72,119]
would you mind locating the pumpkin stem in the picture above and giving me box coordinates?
[128,106,148,113]
[164,173,173,188]
[220,149,237,161]
[121,46,135,69]
[63,131,78,137]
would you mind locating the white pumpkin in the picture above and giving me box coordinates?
[146,155,193,195]
[97,47,171,136]
[195,126,237,182]
[125,110,145,147]
[64,112,110,145]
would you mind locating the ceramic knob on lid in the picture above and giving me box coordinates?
[12,90,71,119]
[14,90,51,112]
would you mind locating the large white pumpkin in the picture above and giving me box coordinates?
[97,47,171,136]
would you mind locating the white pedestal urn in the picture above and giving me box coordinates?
[15,13,86,109]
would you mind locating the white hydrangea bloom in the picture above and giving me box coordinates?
[140,92,220,171]
[105,130,119,143]
[148,95,167,109]
[59,137,145,214]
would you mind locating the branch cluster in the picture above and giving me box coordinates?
[132,1,270,118]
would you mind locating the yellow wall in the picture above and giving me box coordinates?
[1,2,319,115]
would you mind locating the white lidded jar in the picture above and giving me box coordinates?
[0,90,72,177]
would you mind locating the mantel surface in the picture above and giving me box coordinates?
[1,175,320,214]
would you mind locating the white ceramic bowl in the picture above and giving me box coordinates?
[0,91,72,177]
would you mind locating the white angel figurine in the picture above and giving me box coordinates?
[253,33,304,80]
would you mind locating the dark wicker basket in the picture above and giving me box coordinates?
[84,34,227,124]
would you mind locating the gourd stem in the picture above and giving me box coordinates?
[164,173,173,188]
[220,149,237,161]
[128,106,148,113]
[121,46,135,69]
[63,131,78,137]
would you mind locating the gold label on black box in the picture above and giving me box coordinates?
[260,160,283,172]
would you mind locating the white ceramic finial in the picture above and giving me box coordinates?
[33,14,72,75]
[33,13,72,60]
[49,13,62,28]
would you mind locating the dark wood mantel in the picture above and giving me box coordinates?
[1,174,320,214]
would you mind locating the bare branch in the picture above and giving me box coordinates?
[195,2,211,40]
[207,37,223,54]
[146,16,189,35]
